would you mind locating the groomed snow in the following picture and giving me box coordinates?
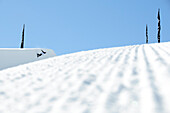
[0,42,170,113]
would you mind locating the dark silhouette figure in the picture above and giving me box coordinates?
[37,50,46,58]
[20,24,25,48]
[41,50,46,54]
[146,24,148,44]
[37,53,43,58]
[157,9,161,43]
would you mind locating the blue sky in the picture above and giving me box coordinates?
[0,0,169,55]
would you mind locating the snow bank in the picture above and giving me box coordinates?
[0,42,170,113]
[0,48,56,70]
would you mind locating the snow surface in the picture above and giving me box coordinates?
[0,42,170,113]
[0,48,56,70]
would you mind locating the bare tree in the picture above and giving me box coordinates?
[20,24,25,48]
[157,9,161,43]
[146,24,148,44]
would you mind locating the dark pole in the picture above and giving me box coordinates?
[157,9,161,43]
[20,24,25,48]
[146,24,148,44]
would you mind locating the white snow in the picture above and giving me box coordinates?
[0,42,170,113]
[0,48,56,70]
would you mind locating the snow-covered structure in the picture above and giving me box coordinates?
[0,42,169,113]
[0,48,56,70]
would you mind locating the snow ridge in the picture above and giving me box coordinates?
[0,42,170,113]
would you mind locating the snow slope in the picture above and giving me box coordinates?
[0,42,170,113]
[0,48,56,70]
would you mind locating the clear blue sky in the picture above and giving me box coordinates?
[0,0,169,55]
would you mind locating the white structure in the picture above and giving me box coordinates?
[0,48,56,70]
